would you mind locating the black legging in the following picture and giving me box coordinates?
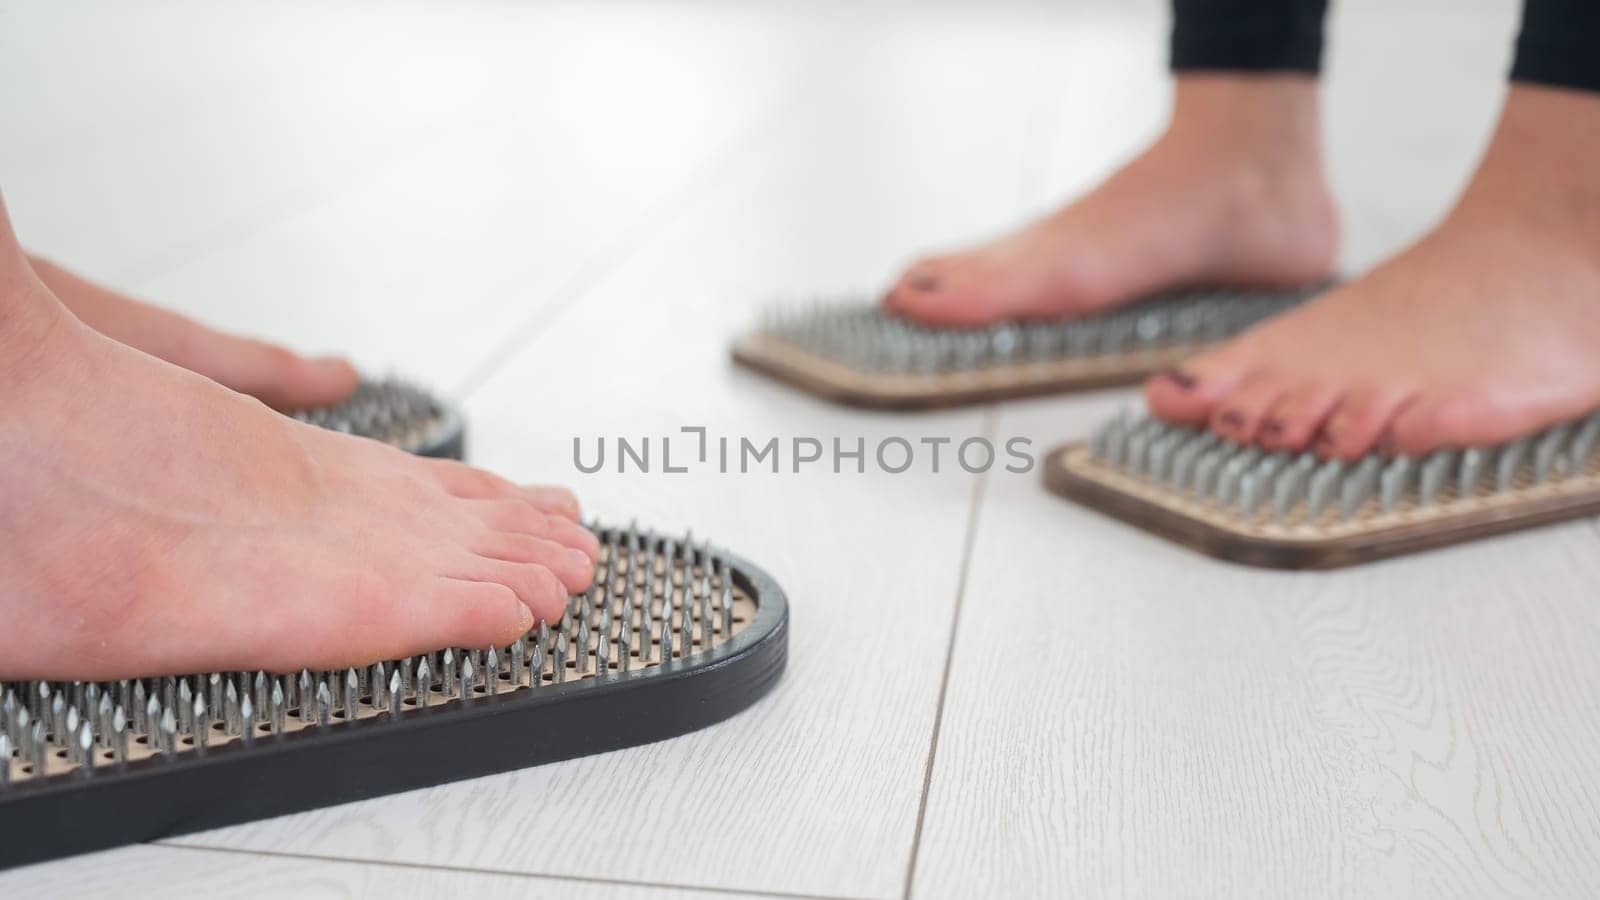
[1170,0,1600,93]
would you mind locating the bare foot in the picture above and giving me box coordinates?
[0,213,597,681]
[883,75,1339,328]
[1146,85,1600,459]
[27,255,359,409]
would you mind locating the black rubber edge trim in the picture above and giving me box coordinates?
[412,403,467,460]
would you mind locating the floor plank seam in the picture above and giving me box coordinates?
[149,841,876,900]
[898,407,998,900]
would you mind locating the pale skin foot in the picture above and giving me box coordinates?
[26,254,360,409]
[0,202,596,681]
[883,75,1339,327]
[1146,85,1600,459]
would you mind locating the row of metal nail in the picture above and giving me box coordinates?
[759,287,1317,374]
[290,378,444,445]
[1089,411,1600,524]
[0,527,741,787]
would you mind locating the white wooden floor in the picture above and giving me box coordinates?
[5,1,1600,897]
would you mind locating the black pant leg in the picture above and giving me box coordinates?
[1170,0,1331,75]
[1511,0,1600,93]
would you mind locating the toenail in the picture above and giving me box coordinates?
[1156,368,1197,390]
[1219,410,1245,430]
[1314,430,1338,452]
[1376,431,1397,456]
[909,274,940,291]
[1260,419,1284,438]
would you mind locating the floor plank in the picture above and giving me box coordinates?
[1,844,786,900]
[8,1,1595,898]
[154,13,1071,898]
[913,4,1600,896]
[913,391,1600,898]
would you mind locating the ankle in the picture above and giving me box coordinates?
[1455,85,1600,248]
[1167,73,1322,156]
[1147,76,1337,263]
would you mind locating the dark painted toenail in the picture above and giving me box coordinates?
[1219,410,1245,430]
[909,274,940,291]
[1314,431,1338,452]
[1156,368,1197,390]
[1260,419,1284,438]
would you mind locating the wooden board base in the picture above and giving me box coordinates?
[1044,442,1600,569]
[731,334,1205,411]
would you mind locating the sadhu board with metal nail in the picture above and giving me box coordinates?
[0,525,788,869]
[289,377,466,460]
[1045,409,1600,569]
[732,284,1327,410]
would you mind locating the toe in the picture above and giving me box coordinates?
[273,354,361,409]
[456,561,568,625]
[1258,383,1342,452]
[883,257,950,315]
[1386,397,1445,457]
[192,326,359,409]
[472,532,595,594]
[425,579,536,649]
[428,460,584,522]
[1145,347,1260,426]
[884,257,991,327]
[521,485,581,521]
[1313,387,1414,459]
[886,253,1038,328]
[1145,369,1207,423]
[1206,372,1289,445]
[303,575,533,668]
[428,459,522,499]
[471,498,600,560]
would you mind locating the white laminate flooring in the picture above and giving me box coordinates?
[4,1,1597,897]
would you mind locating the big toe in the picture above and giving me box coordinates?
[424,580,537,653]
[884,257,957,315]
[883,256,1011,326]
[195,326,360,409]
[1144,348,1255,426]
[272,354,361,409]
